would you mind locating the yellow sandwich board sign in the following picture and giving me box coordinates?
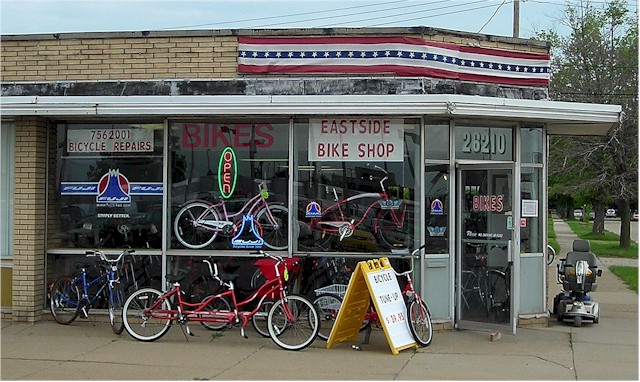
[326,257,417,355]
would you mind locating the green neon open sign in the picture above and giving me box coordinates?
[218,147,237,198]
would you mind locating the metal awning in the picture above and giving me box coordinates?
[1,94,621,136]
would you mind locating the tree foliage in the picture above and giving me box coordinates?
[538,0,638,247]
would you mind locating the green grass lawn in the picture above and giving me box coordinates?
[610,266,638,292]
[564,220,638,259]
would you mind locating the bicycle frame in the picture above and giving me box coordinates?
[142,255,296,336]
[310,166,407,240]
[181,182,279,234]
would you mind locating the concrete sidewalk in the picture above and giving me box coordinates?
[2,220,637,380]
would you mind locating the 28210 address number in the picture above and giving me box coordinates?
[461,131,507,155]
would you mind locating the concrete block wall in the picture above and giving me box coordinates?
[1,29,548,82]
[11,117,49,322]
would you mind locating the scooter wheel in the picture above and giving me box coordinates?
[573,316,582,327]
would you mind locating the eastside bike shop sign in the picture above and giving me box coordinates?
[308,118,404,162]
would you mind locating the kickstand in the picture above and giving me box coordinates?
[362,322,372,345]
[179,323,194,341]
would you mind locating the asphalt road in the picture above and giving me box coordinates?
[604,219,638,242]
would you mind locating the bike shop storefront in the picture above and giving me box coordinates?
[3,94,620,332]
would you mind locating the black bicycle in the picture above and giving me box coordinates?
[50,248,132,334]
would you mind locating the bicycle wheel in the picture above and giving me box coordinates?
[267,295,319,351]
[251,300,274,337]
[407,298,433,347]
[108,283,126,335]
[546,245,556,266]
[313,293,343,341]
[376,208,411,250]
[50,277,81,325]
[488,269,510,322]
[123,288,173,342]
[255,204,289,251]
[200,295,232,331]
[174,202,219,249]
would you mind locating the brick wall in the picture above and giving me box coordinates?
[12,117,48,322]
[0,29,548,83]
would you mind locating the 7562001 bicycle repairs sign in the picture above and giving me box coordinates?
[308,118,404,162]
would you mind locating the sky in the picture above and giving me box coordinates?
[0,0,637,39]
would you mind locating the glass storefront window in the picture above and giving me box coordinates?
[521,167,543,253]
[521,127,543,164]
[55,122,164,249]
[425,122,450,160]
[424,164,449,254]
[293,117,421,253]
[169,120,290,251]
[455,125,514,161]
[1,122,14,258]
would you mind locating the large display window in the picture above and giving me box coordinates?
[168,120,290,251]
[293,117,421,253]
[55,122,164,249]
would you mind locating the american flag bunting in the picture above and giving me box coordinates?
[238,36,550,87]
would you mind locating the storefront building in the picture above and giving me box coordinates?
[0,27,620,334]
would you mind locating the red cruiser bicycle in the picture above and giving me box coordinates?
[122,250,319,351]
[314,245,433,346]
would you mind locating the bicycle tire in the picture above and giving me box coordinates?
[488,269,510,322]
[546,244,556,266]
[375,208,410,250]
[123,288,173,342]
[108,283,126,335]
[251,300,275,337]
[407,298,433,347]
[255,204,289,251]
[200,295,232,331]
[174,202,219,249]
[267,295,319,351]
[50,277,81,325]
[313,293,343,341]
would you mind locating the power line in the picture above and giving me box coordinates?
[246,0,471,29]
[478,0,508,34]
[365,2,509,28]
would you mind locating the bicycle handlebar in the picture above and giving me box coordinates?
[85,248,134,264]
[392,244,426,277]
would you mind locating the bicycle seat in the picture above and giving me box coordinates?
[165,274,187,283]
[218,272,240,282]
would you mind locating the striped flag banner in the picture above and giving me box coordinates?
[238,36,550,87]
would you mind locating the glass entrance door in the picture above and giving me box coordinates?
[456,166,515,333]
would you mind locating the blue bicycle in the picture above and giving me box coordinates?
[49,249,132,334]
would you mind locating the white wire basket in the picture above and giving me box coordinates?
[314,284,348,299]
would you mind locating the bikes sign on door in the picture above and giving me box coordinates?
[308,118,404,162]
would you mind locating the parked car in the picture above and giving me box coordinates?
[632,211,638,221]
[606,208,617,218]
[574,209,584,219]
[589,211,595,220]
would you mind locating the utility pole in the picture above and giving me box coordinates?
[513,0,520,38]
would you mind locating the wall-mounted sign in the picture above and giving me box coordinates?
[308,118,404,162]
[430,199,444,215]
[218,147,237,199]
[305,201,321,217]
[521,199,538,217]
[231,215,264,248]
[60,169,163,208]
[180,123,275,149]
[67,129,153,152]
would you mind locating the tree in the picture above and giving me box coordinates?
[539,0,638,247]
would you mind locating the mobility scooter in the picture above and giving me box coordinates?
[553,239,602,327]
